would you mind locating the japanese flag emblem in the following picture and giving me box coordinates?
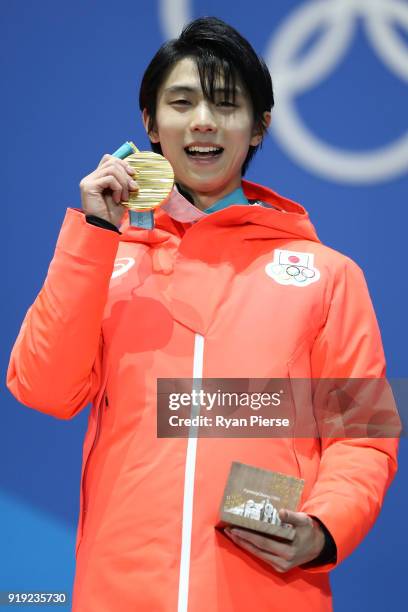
[265,250,320,287]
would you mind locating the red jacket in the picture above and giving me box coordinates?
[7,180,398,612]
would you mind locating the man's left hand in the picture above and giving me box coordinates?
[224,509,325,573]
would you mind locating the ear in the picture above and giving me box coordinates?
[250,111,271,146]
[142,108,160,144]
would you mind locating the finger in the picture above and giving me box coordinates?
[97,165,131,202]
[98,153,116,168]
[225,530,291,573]
[279,509,311,528]
[98,154,137,177]
[92,175,123,204]
[100,163,138,198]
[228,528,294,560]
[129,178,139,192]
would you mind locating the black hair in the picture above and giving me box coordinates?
[139,16,274,175]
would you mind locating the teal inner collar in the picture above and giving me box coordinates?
[204,187,249,214]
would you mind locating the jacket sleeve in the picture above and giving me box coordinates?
[299,256,399,572]
[6,208,120,419]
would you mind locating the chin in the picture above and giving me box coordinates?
[180,175,228,193]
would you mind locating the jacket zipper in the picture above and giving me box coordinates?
[177,333,204,612]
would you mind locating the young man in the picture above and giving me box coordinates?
[7,17,398,612]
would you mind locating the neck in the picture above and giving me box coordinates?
[177,178,242,211]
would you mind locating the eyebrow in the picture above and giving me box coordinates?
[163,85,243,95]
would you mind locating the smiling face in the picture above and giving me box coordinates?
[143,57,270,209]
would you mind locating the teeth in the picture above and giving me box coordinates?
[186,146,222,153]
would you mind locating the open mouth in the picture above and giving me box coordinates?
[184,145,224,159]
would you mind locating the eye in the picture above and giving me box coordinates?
[170,99,191,106]
[216,100,237,108]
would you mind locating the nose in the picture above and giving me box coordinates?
[189,101,217,133]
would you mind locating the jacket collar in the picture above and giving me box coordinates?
[119,179,320,245]
[161,181,283,223]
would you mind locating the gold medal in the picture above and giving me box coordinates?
[123,151,174,211]
[111,141,174,229]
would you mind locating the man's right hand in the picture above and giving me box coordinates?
[80,154,139,227]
